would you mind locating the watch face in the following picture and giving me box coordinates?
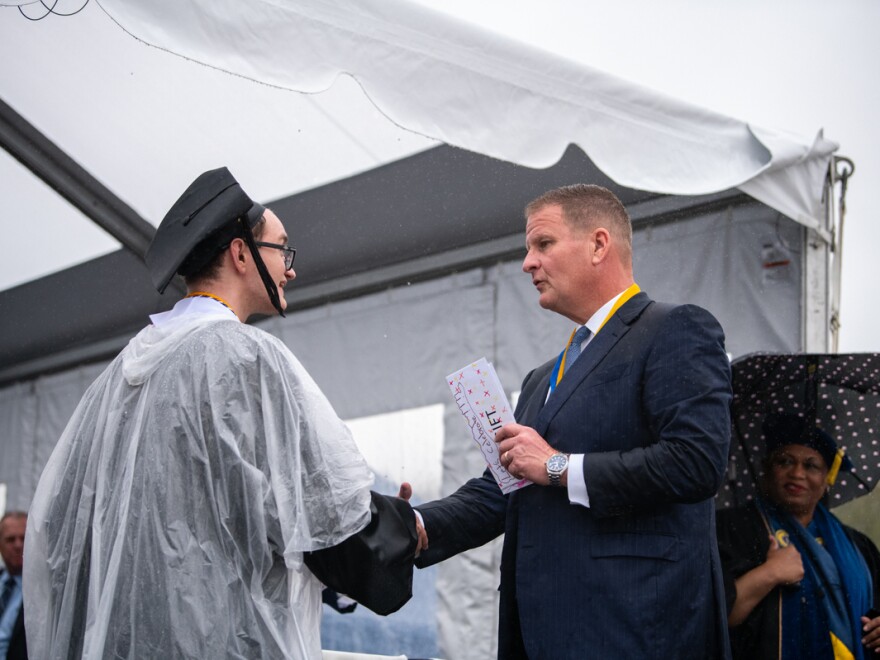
[547,454,567,473]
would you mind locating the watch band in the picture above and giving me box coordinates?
[546,452,569,487]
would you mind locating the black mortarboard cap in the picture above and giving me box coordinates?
[762,412,854,474]
[145,167,265,294]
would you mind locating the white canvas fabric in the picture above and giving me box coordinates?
[96,0,836,225]
[23,298,374,659]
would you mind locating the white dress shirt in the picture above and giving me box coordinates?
[563,289,629,508]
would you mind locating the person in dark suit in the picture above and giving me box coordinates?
[415,184,733,659]
[0,512,27,660]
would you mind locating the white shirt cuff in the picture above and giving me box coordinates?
[567,453,590,507]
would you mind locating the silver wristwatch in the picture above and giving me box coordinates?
[545,452,569,487]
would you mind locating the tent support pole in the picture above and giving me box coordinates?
[826,156,855,353]
[0,96,156,258]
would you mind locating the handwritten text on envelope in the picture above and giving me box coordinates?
[446,358,531,494]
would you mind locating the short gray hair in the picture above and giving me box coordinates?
[525,184,632,259]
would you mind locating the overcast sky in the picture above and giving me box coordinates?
[413,0,879,353]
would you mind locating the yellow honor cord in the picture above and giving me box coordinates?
[555,283,641,387]
[185,291,237,317]
[826,447,845,486]
[596,283,641,333]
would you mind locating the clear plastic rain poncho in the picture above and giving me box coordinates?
[24,298,374,659]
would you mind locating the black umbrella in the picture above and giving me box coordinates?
[716,353,880,509]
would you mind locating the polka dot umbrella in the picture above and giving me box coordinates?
[716,353,880,509]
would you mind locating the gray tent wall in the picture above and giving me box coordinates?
[0,190,809,657]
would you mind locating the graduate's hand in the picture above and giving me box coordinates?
[764,534,804,586]
[495,423,557,485]
[862,612,880,652]
[397,482,428,556]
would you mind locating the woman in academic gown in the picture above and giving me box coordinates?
[717,413,880,659]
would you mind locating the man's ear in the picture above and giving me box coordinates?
[591,227,611,264]
[229,238,248,274]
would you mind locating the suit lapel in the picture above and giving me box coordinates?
[515,361,554,427]
[533,292,653,436]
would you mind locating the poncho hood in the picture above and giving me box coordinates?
[122,309,234,385]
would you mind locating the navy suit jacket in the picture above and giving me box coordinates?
[417,293,733,659]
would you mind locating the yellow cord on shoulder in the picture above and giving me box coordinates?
[556,283,641,386]
[596,283,641,333]
[185,291,237,317]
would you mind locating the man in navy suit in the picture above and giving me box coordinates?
[415,184,732,659]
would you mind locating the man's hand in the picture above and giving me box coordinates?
[862,611,880,653]
[495,423,557,486]
[764,534,804,586]
[397,482,428,556]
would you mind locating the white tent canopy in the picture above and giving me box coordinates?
[1,0,836,295]
[84,0,835,220]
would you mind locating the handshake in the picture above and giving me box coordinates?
[398,481,429,556]
[302,481,429,616]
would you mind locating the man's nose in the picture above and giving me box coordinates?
[522,250,537,272]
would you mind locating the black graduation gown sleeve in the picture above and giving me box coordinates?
[716,503,782,660]
[304,491,418,615]
[846,525,880,613]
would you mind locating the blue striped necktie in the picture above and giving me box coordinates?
[565,326,592,370]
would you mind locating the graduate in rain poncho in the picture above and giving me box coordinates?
[23,168,425,659]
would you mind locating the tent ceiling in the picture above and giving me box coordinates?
[276,144,653,285]
[1,142,690,385]
[0,97,156,258]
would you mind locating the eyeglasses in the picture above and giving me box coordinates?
[255,242,296,270]
[770,455,827,476]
